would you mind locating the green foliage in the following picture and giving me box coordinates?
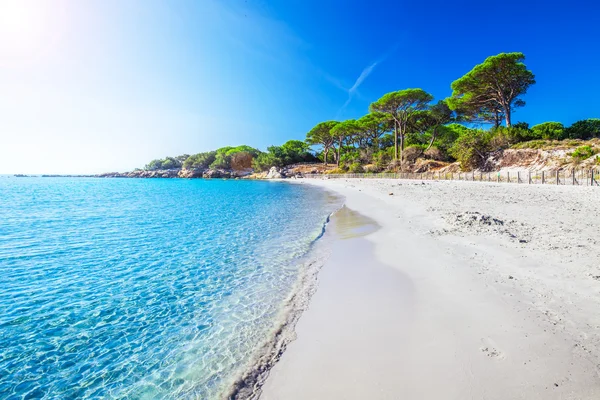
[145,156,185,170]
[183,151,217,169]
[449,52,535,127]
[434,124,468,153]
[306,121,339,164]
[565,119,600,139]
[356,112,391,147]
[202,145,262,170]
[403,144,426,163]
[347,162,364,173]
[572,145,598,160]
[512,122,530,131]
[530,122,565,140]
[449,129,493,170]
[372,147,394,169]
[251,140,316,171]
[370,88,434,161]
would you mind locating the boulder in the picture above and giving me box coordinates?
[231,168,254,178]
[203,169,231,179]
[266,166,284,179]
[178,168,205,178]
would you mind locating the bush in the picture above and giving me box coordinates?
[348,162,364,173]
[530,122,565,140]
[402,145,425,163]
[572,145,598,160]
[372,147,394,170]
[565,119,600,140]
[449,129,492,170]
[424,146,445,161]
[183,151,217,169]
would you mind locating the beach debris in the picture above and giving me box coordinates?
[388,192,394,195]
[509,275,514,279]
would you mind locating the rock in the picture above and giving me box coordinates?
[266,166,284,179]
[231,168,253,178]
[178,168,205,178]
[203,169,231,179]
[389,192,394,196]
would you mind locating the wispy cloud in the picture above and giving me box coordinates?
[336,45,399,118]
[340,61,379,110]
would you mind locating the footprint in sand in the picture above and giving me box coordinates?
[480,338,505,360]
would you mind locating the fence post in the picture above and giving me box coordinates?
[572,169,576,185]
[542,171,545,185]
[556,170,560,185]
[528,170,531,184]
[517,171,520,183]
[507,171,510,183]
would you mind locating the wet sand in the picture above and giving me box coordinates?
[260,179,600,399]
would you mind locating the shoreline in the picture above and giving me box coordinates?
[221,188,344,399]
[260,178,600,399]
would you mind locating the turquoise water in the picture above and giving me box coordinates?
[0,178,339,399]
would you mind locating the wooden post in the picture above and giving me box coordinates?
[507,171,510,183]
[517,171,520,183]
[528,170,531,184]
[542,171,545,185]
[572,169,576,185]
[556,170,559,185]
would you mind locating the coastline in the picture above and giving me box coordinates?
[260,178,600,399]
[221,188,343,399]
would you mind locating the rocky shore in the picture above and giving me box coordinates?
[95,164,320,179]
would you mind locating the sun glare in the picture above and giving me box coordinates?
[0,0,64,65]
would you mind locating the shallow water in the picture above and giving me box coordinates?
[0,178,340,399]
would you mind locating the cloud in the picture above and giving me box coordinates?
[337,45,399,117]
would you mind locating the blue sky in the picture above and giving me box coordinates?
[1,0,599,174]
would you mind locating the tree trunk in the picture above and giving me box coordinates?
[504,104,512,127]
[493,110,500,128]
[394,120,398,161]
[337,139,342,167]
[399,132,404,172]
[425,126,437,151]
[323,148,328,166]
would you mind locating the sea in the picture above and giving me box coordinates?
[0,177,341,399]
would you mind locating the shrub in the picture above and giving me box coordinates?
[402,145,425,163]
[424,146,445,161]
[372,147,394,170]
[183,151,217,169]
[530,122,565,140]
[449,129,491,170]
[348,162,364,173]
[565,119,600,140]
[572,145,598,160]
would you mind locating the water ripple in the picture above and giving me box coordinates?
[0,178,340,399]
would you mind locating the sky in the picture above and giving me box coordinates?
[1,0,599,174]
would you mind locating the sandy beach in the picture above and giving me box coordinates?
[260,178,600,399]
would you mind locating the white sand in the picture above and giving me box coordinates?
[260,179,600,399]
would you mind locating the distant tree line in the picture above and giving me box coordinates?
[145,52,600,173]
[144,141,316,172]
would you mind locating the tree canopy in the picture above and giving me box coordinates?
[448,52,535,127]
[305,121,339,165]
[370,88,433,167]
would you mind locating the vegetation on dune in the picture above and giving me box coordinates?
[144,52,599,174]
